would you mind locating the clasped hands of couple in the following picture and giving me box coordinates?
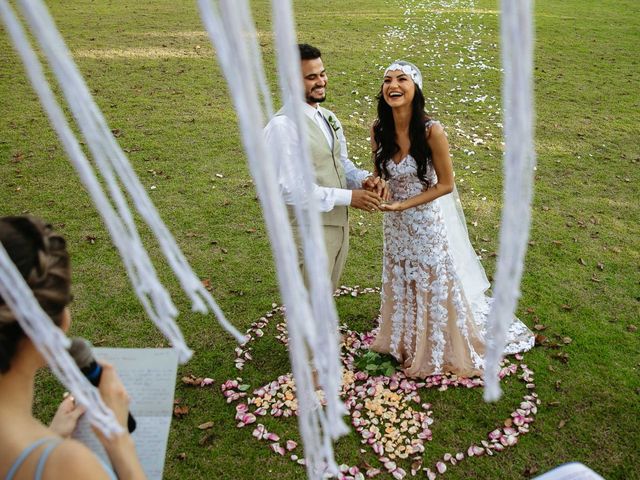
[351,176,405,212]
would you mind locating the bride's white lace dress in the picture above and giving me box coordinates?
[371,122,534,378]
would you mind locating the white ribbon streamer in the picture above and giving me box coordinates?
[13,0,245,358]
[0,0,244,436]
[198,0,347,476]
[270,0,349,441]
[484,0,537,401]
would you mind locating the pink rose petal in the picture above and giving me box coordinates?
[265,432,280,442]
[391,468,406,479]
[240,413,256,426]
[366,467,381,477]
[286,440,297,451]
[269,443,285,456]
[384,461,397,471]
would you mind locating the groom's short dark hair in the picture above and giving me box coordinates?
[298,43,321,60]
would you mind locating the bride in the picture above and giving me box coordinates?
[370,61,534,378]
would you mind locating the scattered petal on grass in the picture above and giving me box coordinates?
[269,443,285,456]
[366,467,381,477]
[285,440,297,451]
[391,468,406,479]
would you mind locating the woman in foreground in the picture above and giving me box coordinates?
[370,61,534,378]
[0,216,145,479]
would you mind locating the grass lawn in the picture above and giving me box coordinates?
[1,0,638,478]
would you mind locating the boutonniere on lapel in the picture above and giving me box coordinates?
[326,114,341,133]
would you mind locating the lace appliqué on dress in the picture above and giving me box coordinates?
[371,147,534,378]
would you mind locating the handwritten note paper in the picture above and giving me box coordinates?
[72,348,178,480]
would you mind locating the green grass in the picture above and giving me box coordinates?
[1,0,639,478]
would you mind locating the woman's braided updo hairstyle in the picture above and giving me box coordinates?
[0,216,71,373]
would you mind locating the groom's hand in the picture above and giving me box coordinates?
[351,189,382,212]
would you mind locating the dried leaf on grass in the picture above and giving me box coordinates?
[553,352,570,364]
[198,421,214,430]
[534,334,548,346]
[173,405,190,418]
[182,374,214,387]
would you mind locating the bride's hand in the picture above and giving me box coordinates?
[380,201,405,212]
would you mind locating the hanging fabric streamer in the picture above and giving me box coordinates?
[0,0,128,436]
[270,0,349,441]
[1,0,245,436]
[198,0,347,476]
[0,242,122,436]
[2,0,246,365]
[484,0,537,401]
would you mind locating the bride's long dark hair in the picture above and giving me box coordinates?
[373,84,433,187]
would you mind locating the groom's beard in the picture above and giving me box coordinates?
[306,88,326,104]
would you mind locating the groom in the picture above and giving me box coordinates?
[264,43,385,288]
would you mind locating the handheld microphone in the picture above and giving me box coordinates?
[68,337,137,433]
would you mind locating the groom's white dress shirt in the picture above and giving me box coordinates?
[263,102,371,212]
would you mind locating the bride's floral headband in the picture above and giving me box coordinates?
[384,61,423,90]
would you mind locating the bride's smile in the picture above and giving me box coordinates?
[382,71,415,107]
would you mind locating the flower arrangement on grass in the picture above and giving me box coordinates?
[222,286,539,479]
